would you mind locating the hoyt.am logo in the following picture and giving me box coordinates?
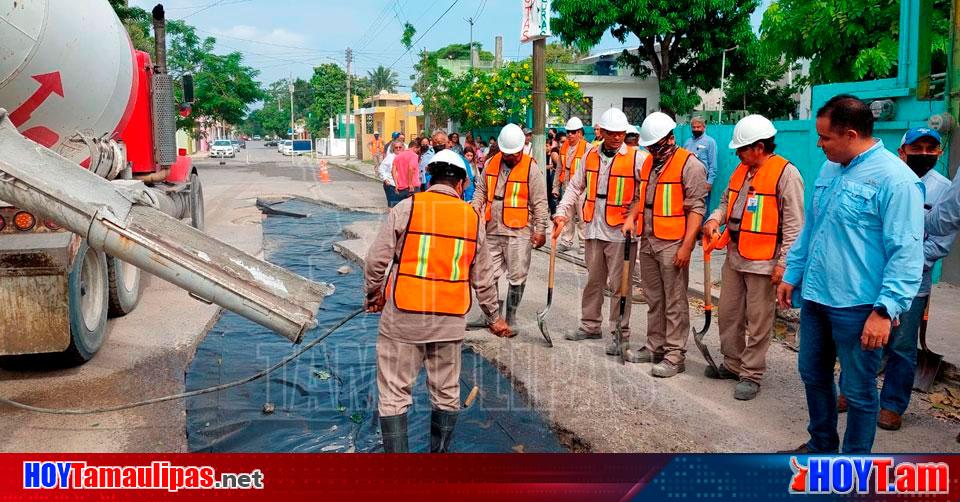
[790,457,949,495]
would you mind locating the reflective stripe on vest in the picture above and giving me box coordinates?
[393,191,479,316]
[581,146,639,228]
[724,155,789,261]
[558,139,587,183]
[638,148,692,241]
[484,153,532,229]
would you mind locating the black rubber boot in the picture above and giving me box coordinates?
[430,408,459,453]
[505,284,525,328]
[380,413,409,453]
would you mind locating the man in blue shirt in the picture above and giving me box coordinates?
[420,130,474,201]
[777,95,925,454]
[683,117,718,209]
[926,166,960,237]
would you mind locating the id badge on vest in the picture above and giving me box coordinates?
[746,196,759,212]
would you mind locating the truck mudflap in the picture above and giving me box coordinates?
[0,111,330,343]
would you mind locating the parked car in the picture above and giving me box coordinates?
[231,139,245,150]
[264,140,278,147]
[278,140,289,153]
[210,139,235,158]
[280,140,294,155]
[253,135,262,141]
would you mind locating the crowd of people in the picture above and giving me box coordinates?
[363,94,959,454]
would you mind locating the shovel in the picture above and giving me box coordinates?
[913,300,941,392]
[614,233,633,365]
[693,233,721,373]
[536,236,558,347]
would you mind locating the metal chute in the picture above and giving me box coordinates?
[0,111,329,343]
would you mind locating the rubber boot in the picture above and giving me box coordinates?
[380,413,409,453]
[505,284,525,335]
[430,409,459,453]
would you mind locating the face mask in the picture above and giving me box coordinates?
[906,154,938,177]
[692,130,704,139]
[433,144,445,153]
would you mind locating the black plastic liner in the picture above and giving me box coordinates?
[186,200,563,453]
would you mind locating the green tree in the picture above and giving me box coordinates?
[722,37,806,120]
[412,50,455,130]
[444,62,583,131]
[544,42,587,64]
[367,66,399,93]
[109,0,154,54]
[308,64,351,133]
[761,0,950,84]
[551,0,759,115]
[433,43,495,62]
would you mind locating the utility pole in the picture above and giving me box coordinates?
[345,47,353,160]
[532,37,546,182]
[717,46,738,124]
[288,77,295,140]
[466,17,476,69]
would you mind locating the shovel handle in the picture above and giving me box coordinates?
[919,299,932,352]
[702,234,713,310]
[548,236,557,290]
[620,232,632,296]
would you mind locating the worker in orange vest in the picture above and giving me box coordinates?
[702,115,805,400]
[623,112,709,378]
[553,108,648,358]
[365,149,512,453]
[468,123,550,336]
[369,132,384,170]
[552,116,588,254]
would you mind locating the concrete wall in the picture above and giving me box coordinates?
[572,75,660,126]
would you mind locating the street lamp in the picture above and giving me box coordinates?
[718,46,739,124]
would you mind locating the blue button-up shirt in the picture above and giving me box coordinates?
[683,134,718,185]
[918,169,955,296]
[926,170,960,238]
[784,141,925,318]
[419,147,475,201]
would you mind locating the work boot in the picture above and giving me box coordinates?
[734,380,760,401]
[651,360,685,378]
[837,394,848,414]
[605,339,629,356]
[705,364,739,380]
[430,409,459,453]
[566,328,602,341]
[380,413,409,453]
[777,443,812,454]
[557,242,573,252]
[623,347,663,364]
[878,409,902,431]
[505,284,525,335]
[631,286,647,304]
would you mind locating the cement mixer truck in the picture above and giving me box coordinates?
[0,1,329,364]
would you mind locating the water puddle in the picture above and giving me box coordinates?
[185,200,564,453]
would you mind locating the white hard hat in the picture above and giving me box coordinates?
[626,125,639,136]
[498,123,526,154]
[597,108,630,132]
[638,112,677,147]
[729,114,778,149]
[427,149,468,177]
[565,117,584,131]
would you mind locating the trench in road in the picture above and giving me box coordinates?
[185,199,564,453]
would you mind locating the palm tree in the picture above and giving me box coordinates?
[367,65,399,94]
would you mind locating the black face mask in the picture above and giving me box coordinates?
[433,144,445,153]
[692,130,704,139]
[905,154,938,177]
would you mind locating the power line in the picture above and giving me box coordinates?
[387,0,461,71]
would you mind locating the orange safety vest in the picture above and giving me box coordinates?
[392,191,479,316]
[581,147,640,228]
[638,148,692,241]
[484,153,532,229]
[558,139,587,184]
[370,138,383,154]
[724,155,790,261]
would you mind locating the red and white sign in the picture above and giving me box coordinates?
[520,0,552,42]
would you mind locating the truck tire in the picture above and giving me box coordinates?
[63,241,109,365]
[190,172,205,231]
[107,256,142,318]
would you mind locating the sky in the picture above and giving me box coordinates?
[130,0,771,92]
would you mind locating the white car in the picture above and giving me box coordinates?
[277,140,287,153]
[210,139,235,158]
[280,140,293,156]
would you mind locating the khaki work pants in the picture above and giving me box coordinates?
[559,183,586,249]
[638,240,690,365]
[717,261,777,384]
[580,239,637,336]
[488,234,533,286]
[376,335,462,416]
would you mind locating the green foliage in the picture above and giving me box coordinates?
[433,43,495,62]
[721,35,807,120]
[109,0,153,54]
[544,42,587,64]
[309,64,351,133]
[401,22,417,51]
[551,0,759,115]
[761,0,950,83]
[367,66,400,93]
[443,62,583,131]
[412,51,455,129]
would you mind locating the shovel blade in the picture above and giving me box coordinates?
[692,313,719,372]
[913,349,943,393]
[536,310,553,347]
